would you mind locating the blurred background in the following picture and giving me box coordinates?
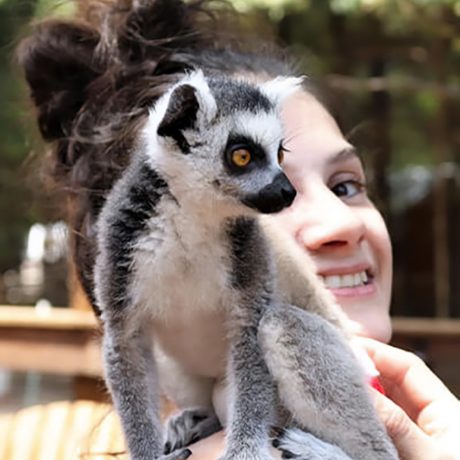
[0,0,459,412]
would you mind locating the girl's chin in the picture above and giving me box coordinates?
[335,303,392,343]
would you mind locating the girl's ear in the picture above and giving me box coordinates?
[17,20,104,141]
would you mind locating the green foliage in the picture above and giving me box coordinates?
[0,0,39,272]
[232,0,307,19]
[34,0,76,19]
[229,0,459,168]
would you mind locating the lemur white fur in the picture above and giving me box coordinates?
[94,71,398,460]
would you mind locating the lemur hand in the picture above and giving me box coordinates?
[358,338,460,460]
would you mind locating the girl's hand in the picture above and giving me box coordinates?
[188,432,282,459]
[358,338,460,460]
[188,431,225,460]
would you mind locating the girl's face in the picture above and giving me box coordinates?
[275,90,393,342]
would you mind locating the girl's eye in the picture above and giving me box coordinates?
[231,148,252,167]
[278,148,284,165]
[331,180,366,199]
[277,141,289,165]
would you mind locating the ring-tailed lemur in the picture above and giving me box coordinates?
[94,70,398,460]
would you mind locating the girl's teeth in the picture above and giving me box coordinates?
[343,274,354,287]
[328,276,340,288]
[320,271,369,289]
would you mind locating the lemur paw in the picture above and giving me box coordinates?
[164,407,222,454]
[273,428,352,460]
[159,448,192,460]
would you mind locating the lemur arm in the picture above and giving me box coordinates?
[222,322,276,460]
[219,218,277,460]
[259,305,399,460]
[95,160,192,460]
[102,316,165,459]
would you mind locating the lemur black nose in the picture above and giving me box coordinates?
[279,174,297,206]
[242,172,297,214]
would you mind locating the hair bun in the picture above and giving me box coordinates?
[18,20,103,141]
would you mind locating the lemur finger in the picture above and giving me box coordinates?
[164,407,221,453]
[274,428,353,460]
[161,447,192,460]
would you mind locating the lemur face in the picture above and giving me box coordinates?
[144,71,301,214]
[218,119,296,214]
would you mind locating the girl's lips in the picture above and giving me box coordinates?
[327,282,376,298]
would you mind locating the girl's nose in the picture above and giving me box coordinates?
[292,186,366,254]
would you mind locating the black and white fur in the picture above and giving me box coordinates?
[94,71,398,460]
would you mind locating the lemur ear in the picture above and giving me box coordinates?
[17,20,103,141]
[157,71,217,153]
[157,84,199,153]
[260,76,305,109]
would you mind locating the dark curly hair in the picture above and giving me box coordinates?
[17,0,297,308]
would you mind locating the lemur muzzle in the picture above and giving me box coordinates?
[243,172,297,214]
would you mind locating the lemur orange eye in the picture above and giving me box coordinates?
[231,148,252,167]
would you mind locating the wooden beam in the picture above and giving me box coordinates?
[0,308,459,393]
[0,306,101,377]
[0,306,98,330]
[392,317,460,338]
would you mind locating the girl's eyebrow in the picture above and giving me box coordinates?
[328,146,362,164]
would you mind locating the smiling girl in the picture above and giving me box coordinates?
[18,0,460,458]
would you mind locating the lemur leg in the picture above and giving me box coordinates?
[164,407,222,454]
[103,318,192,460]
[274,428,353,460]
[258,305,399,460]
[154,347,222,452]
[219,322,277,460]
